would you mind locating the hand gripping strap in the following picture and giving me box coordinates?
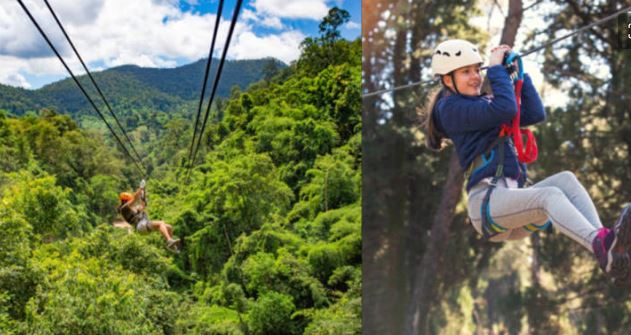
[502,52,538,164]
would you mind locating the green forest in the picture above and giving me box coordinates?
[364,0,631,334]
[0,10,361,335]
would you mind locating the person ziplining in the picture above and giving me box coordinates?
[424,39,631,284]
[118,180,181,252]
[17,0,244,254]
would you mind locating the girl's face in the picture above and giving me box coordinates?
[443,64,482,96]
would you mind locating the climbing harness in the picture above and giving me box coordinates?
[474,53,542,240]
[474,132,549,240]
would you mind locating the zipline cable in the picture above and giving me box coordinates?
[518,5,630,58]
[17,0,146,179]
[362,5,631,98]
[43,0,145,167]
[523,0,544,12]
[186,0,225,169]
[362,78,436,98]
[186,0,243,182]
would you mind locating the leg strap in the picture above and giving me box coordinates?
[480,178,508,240]
[477,135,510,241]
[524,220,553,233]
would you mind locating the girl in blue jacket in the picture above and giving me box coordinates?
[425,39,631,282]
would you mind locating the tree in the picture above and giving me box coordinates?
[362,0,485,333]
[319,7,350,44]
[183,152,293,277]
[248,292,296,335]
[23,227,180,334]
[3,171,89,241]
[298,8,358,76]
[263,58,282,82]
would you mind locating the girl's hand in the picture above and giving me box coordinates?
[489,45,512,66]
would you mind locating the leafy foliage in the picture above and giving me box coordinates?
[0,8,360,334]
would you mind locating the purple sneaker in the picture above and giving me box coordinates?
[592,228,615,272]
[592,205,631,282]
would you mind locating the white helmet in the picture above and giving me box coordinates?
[431,39,483,76]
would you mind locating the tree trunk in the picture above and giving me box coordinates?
[500,0,524,47]
[530,234,541,286]
[363,117,409,335]
[405,152,464,334]
[363,1,411,334]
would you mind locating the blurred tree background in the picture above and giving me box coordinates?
[0,8,360,335]
[363,0,631,334]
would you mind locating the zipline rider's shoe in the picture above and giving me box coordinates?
[593,205,631,283]
[167,238,181,253]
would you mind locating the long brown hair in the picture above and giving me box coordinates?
[422,86,450,151]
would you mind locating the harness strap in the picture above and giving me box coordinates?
[120,206,146,226]
[480,136,507,240]
[524,220,552,232]
[464,136,502,182]
[476,135,552,240]
[502,52,538,164]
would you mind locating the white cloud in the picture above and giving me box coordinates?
[0,55,71,88]
[252,0,329,20]
[0,0,311,88]
[2,72,31,89]
[261,16,283,29]
[240,8,284,30]
[230,30,304,64]
[0,0,223,85]
[346,20,359,29]
[0,1,70,58]
[241,8,259,22]
[107,53,177,68]
[45,0,105,26]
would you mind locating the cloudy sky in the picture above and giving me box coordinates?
[0,0,360,89]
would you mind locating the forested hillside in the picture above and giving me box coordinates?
[0,9,360,334]
[0,58,284,117]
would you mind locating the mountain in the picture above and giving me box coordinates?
[0,57,286,117]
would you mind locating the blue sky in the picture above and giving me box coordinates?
[181,0,360,40]
[0,0,360,89]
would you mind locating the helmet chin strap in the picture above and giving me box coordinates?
[449,72,461,95]
[440,73,461,95]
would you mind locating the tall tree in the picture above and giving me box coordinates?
[319,7,351,43]
[362,0,485,333]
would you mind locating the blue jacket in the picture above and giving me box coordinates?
[433,65,545,192]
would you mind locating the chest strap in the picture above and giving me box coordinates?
[464,134,509,183]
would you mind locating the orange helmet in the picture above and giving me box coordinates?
[119,192,133,203]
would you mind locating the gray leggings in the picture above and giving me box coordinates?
[467,171,602,251]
